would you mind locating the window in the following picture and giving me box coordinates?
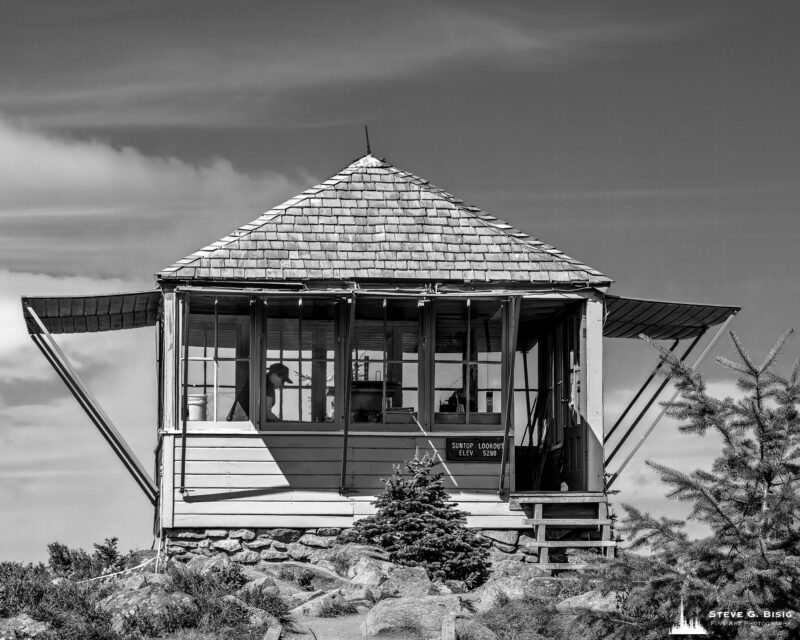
[434,299,503,425]
[184,297,251,422]
[350,298,420,425]
[263,297,336,423]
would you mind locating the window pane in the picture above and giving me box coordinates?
[351,299,421,424]
[265,297,336,424]
[218,359,249,421]
[434,299,505,423]
[183,304,251,423]
[471,299,503,362]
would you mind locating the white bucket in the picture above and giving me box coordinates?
[187,393,208,421]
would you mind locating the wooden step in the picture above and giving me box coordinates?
[524,518,612,526]
[530,540,617,548]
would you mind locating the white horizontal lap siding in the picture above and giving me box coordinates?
[171,434,510,528]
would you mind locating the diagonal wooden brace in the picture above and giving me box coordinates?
[25,305,158,505]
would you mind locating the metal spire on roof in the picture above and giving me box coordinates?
[364,125,371,155]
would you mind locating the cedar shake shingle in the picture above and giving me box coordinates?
[157,154,611,286]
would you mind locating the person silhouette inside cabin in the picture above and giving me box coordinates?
[265,362,292,421]
[226,362,292,422]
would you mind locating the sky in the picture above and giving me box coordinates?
[2,0,800,561]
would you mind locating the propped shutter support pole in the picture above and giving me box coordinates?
[606,312,736,489]
[25,306,158,505]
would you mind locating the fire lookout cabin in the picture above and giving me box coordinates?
[21,153,738,568]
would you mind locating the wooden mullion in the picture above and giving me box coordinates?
[179,292,191,493]
[298,298,303,422]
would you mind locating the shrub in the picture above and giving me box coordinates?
[296,568,315,591]
[343,454,491,588]
[239,587,291,621]
[478,594,560,640]
[0,561,118,640]
[47,537,127,580]
[166,562,291,632]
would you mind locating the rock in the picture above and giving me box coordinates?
[432,579,468,595]
[205,529,228,538]
[490,558,546,579]
[379,565,433,599]
[188,552,233,575]
[456,617,499,640]
[229,528,256,541]
[340,583,374,603]
[286,542,313,561]
[221,595,279,627]
[298,533,336,548]
[306,543,388,575]
[99,585,198,634]
[169,539,200,548]
[291,589,344,617]
[361,595,464,639]
[271,541,287,552]
[493,541,517,554]
[480,529,520,547]
[245,538,272,550]
[145,573,173,589]
[260,549,290,562]
[198,539,211,549]
[242,567,269,582]
[213,538,242,553]
[232,550,261,564]
[348,557,432,600]
[290,589,326,605]
[0,613,51,638]
[242,575,278,593]
[556,590,619,613]
[348,557,394,588]
[316,528,341,537]
[475,575,541,613]
[175,530,207,540]
[278,561,345,591]
[315,559,340,575]
[258,528,302,543]
[517,534,541,556]
[118,574,147,590]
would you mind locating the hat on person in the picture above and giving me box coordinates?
[268,363,293,383]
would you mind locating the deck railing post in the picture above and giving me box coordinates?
[498,296,521,495]
[339,295,356,493]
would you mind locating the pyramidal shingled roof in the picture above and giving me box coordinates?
[158,154,611,286]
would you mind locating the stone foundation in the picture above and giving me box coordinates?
[164,527,543,565]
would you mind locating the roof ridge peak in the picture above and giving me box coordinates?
[348,154,389,169]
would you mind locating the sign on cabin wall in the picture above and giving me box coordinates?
[445,437,504,462]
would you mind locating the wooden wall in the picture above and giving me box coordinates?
[168,432,524,529]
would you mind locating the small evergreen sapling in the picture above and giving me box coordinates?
[345,454,491,588]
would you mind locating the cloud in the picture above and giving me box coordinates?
[0,4,687,128]
[0,117,310,277]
